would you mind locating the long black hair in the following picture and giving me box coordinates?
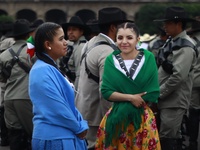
[34,22,65,76]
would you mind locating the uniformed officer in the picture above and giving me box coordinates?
[61,16,89,91]
[155,6,197,150]
[186,16,200,150]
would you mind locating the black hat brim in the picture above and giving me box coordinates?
[62,23,90,31]
[154,18,195,22]
[98,19,134,25]
[7,28,35,37]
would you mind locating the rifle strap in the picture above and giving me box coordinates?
[9,44,31,73]
[193,36,200,49]
[81,41,114,83]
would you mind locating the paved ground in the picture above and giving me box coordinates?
[0,129,199,150]
[0,145,9,150]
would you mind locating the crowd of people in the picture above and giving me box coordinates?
[0,5,199,150]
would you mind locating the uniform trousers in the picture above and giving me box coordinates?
[188,88,200,150]
[0,83,9,146]
[190,87,200,109]
[86,126,98,150]
[159,108,186,139]
[4,99,33,137]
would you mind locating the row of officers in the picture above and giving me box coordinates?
[0,5,200,150]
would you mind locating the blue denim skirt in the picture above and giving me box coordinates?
[32,138,87,150]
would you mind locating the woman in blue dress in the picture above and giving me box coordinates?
[29,22,88,150]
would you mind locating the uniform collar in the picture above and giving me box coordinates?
[173,30,187,41]
[99,33,116,45]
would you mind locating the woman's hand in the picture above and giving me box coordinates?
[128,92,146,107]
[76,130,87,140]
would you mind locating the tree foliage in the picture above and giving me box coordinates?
[135,3,200,35]
[0,15,14,23]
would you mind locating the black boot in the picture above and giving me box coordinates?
[187,108,199,150]
[188,141,197,150]
[177,138,184,150]
[160,138,177,150]
[0,106,9,146]
[8,129,31,150]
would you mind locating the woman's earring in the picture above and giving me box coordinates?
[48,47,51,50]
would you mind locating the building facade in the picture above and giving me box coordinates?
[0,0,198,24]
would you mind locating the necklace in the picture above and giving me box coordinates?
[115,51,144,79]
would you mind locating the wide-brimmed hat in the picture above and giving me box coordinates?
[8,19,34,37]
[0,22,13,32]
[140,33,157,42]
[30,19,44,30]
[98,7,132,25]
[62,16,90,32]
[187,16,200,35]
[154,6,194,22]
[86,19,100,34]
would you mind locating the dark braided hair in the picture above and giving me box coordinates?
[35,22,60,53]
[34,22,65,76]
[117,22,140,38]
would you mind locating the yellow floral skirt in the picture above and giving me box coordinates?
[95,105,161,150]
